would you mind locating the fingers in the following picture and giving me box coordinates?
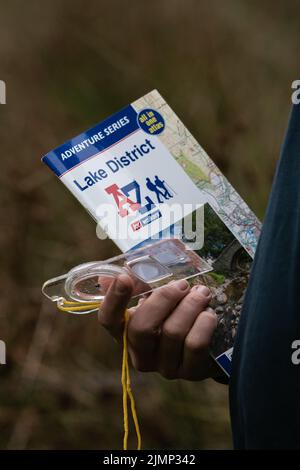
[179,308,218,380]
[98,274,133,340]
[158,285,212,378]
[129,279,190,334]
[127,279,190,372]
[99,274,219,381]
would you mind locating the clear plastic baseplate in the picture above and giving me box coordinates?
[42,239,212,312]
[42,238,233,377]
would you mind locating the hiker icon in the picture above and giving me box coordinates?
[146,176,174,204]
[154,175,173,199]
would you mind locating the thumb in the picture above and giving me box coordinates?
[98,274,133,340]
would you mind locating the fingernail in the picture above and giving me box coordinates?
[171,279,189,290]
[207,307,216,315]
[115,275,130,294]
[206,307,217,319]
[137,297,146,306]
[195,285,211,296]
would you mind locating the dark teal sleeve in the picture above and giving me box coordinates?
[230,97,300,449]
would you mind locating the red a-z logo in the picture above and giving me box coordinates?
[104,179,155,217]
[105,176,174,218]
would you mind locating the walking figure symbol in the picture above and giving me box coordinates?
[146,175,174,204]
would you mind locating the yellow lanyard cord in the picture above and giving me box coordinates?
[57,300,141,450]
[122,310,142,450]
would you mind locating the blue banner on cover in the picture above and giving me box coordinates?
[42,105,139,177]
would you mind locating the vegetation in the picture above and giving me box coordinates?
[0,0,298,449]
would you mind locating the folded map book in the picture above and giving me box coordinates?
[42,90,261,376]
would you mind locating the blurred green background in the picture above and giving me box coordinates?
[0,0,298,450]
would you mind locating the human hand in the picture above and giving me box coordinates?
[98,275,220,380]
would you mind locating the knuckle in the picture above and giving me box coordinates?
[129,319,160,340]
[154,285,178,303]
[162,323,184,342]
[201,309,218,327]
[185,336,209,354]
